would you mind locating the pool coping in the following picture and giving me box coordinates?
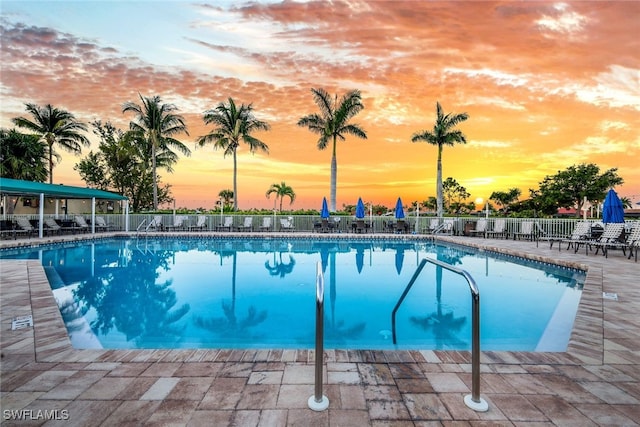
[1,232,603,367]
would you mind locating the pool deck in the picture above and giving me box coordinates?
[1,233,639,426]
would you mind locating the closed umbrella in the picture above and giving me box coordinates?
[320,197,330,219]
[602,189,624,223]
[355,197,365,219]
[394,197,405,219]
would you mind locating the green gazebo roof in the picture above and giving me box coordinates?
[0,178,127,200]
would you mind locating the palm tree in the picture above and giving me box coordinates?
[12,103,90,183]
[0,129,48,181]
[218,189,234,209]
[297,88,367,212]
[122,94,191,210]
[411,102,469,218]
[197,98,270,211]
[265,181,296,211]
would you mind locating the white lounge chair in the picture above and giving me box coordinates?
[44,217,62,235]
[189,215,207,231]
[165,215,186,231]
[74,216,90,233]
[514,221,536,241]
[280,217,295,232]
[236,216,253,232]
[589,223,625,257]
[217,216,233,231]
[95,216,115,231]
[486,219,507,239]
[259,217,272,232]
[148,215,163,231]
[625,222,640,262]
[469,219,487,237]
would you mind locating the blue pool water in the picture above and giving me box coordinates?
[0,236,585,352]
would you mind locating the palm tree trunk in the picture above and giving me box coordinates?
[48,141,54,184]
[436,144,443,218]
[330,136,337,212]
[233,149,238,211]
[279,197,283,211]
[152,142,158,210]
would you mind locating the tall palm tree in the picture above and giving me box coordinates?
[411,102,469,218]
[0,129,49,181]
[12,103,90,183]
[122,94,191,210]
[265,181,296,211]
[297,88,367,212]
[197,98,270,211]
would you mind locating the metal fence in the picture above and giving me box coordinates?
[1,212,613,238]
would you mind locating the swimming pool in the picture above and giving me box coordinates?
[0,236,585,352]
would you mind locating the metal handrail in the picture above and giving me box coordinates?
[308,261,329,411]
[391,257,488,412]
[136,218,147,232]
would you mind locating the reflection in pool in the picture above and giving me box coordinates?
[0,237,585,351]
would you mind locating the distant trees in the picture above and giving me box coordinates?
[490,188,521,214]
[534,163,623,217]
[442,177,473,214]
[198,98,270,211]
[298,88,367,212]
[12,103,89,184]
[411,102,469,218]
[266,182,296,211]
[122,94,191,210]
[217,189,234,210]
[75,121,172,211]
[0,129,48,181]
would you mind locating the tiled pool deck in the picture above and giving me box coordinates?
[1,232,638,426]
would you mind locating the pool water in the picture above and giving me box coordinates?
[0,236,585,351]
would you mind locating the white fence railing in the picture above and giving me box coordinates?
[1,213,618,238]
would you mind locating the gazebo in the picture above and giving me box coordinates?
[0,177,129,238]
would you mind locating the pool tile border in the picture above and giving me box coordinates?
[2,232,604,368]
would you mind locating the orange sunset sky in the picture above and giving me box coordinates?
[1,1,639,211]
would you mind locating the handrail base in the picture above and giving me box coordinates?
[464,394,489,412]
[307,395,329,411]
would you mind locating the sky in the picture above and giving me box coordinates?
[1,0,639,211]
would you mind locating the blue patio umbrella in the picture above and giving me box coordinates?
[602,189,625,223]
[320,197,330,219]
[394,197,405,219]
[355,197,366,219]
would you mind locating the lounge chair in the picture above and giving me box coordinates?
[147,215,163,231]
[280,217,295,232]
[74,216,90,233]
[513,221,536,241]
[95,216,115,232]
[588,223,626,257]
[423,218,439,234]
[165,215,186,231]
[14,217,36,237]
[625,222,640,262]
[189,215,207,231]
[352,219,369,234]
[44,217,62,235]
[236,216,253,232]
[559,221,591,252]
[216,216,233,231]
[259,217,272,232]
[469,219,487,237]
[485,219,507,239]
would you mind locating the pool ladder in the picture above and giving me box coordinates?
[392,258,489,412]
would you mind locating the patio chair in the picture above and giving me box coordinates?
[422,218,439,234]
[469,219,487,237]
[165,215,186,231]
[485,219,507,239]
[559,221,591,252]
[236,216,253,232]
[43,217,62,235]
[14,217,36,237]
[625,222,640,262]
[280,217,295,232]
[189,215,207,231]
[588,223,626,258]
[395,219,409,234]
[148,215,163,231]
[259,217,272,232]
[352,219,369,234]
[513,221,536,241]
[74,216,90,233]
[216,216,233,231]
[95,216,115,232]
